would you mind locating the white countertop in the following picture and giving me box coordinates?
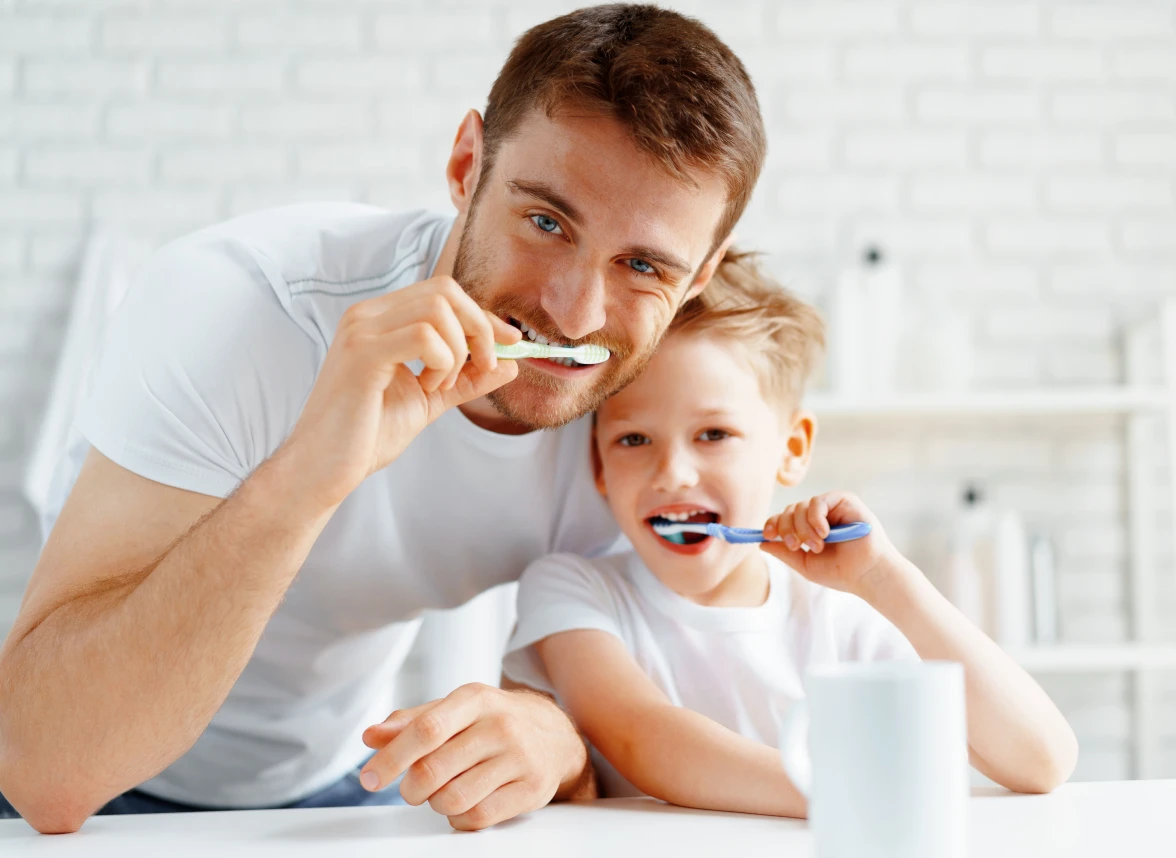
[2,781,1173,857]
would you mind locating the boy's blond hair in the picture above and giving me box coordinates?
[669,249,825,407]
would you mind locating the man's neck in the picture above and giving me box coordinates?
[459,397,536,435]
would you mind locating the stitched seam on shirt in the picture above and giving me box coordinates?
[287,233,428,291]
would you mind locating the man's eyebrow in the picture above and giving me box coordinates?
[620,244,693,278]
[507,178,694,279]
[506,179,583,224]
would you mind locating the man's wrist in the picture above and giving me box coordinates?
[511,688,595,801]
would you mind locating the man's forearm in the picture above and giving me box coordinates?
[0,446,337,826]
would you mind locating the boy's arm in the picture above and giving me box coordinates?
[536,630,807,818]
[764,492,1079,794]
[856,556,1079,792]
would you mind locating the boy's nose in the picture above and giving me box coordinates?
[540,269,607,340]
[651,445,699,491]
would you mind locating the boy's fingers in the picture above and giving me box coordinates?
[792,501,820,550]
[807,497,831,540]
[778,504,801,550]
[761,540,805,573]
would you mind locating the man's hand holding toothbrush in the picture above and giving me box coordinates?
[279,275,521,511]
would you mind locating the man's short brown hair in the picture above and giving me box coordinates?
[669,250,826,409]
[482,3,766,247]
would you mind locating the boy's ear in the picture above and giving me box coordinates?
[776,410,817,487]
[591,418,608,498]
[683,232,736,303]
[447,109,485,215]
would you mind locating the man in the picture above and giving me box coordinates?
[0,4,765,833]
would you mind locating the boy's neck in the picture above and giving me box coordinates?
[659,550,772,608]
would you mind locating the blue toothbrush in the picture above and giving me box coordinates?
[651,520,872,545]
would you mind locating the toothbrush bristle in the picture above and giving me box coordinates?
[571,344,610,364]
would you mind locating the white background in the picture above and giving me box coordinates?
[0,0,1174,781]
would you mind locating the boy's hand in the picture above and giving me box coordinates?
[761,491,900,596]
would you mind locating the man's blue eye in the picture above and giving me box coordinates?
[628,259,655,275]
[699,429,730,442]
[532,214,562,234]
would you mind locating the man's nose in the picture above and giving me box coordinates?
[651,443,699,492]
[540,269,607,340]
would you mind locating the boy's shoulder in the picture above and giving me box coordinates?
[518,550,640,607]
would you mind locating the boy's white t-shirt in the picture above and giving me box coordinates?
[502,551,919,799]
[43,203,620,808]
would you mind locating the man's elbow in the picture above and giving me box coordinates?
[0,759,97,834]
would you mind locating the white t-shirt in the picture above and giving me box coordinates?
[44,204,620,808]
[502,551,919,799]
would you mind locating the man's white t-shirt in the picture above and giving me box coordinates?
[43,204,620,808]
[502,551,919,799]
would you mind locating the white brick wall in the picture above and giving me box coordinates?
[1,0,1174,782]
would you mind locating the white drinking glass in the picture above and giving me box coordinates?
[779,660,969,858]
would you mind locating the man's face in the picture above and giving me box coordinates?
[453,109,728,429]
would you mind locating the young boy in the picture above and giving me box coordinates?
[501,254,1078,818]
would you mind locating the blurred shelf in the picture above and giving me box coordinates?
[806,387,1170,419]
[1011,644,1176,673]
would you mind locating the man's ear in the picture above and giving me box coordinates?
[447,109,485,215]
[776,409,817,487]
[683,232,737,303]
[591,418,608,498]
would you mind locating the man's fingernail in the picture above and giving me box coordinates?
[360,770,380,791]
[785,535,798,549]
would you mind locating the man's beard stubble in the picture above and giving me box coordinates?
[451,207,658,430]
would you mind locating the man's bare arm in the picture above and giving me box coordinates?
[0,277,520,834]
[499,675,597,802]
[0,448,337,834]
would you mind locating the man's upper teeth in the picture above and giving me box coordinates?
[518,320,563,347]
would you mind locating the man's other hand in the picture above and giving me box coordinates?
[359,683,591,830]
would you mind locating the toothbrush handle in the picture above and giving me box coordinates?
[495,341,546,360]
[712,521,873,545]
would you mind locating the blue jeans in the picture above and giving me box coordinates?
[0,767,405,821]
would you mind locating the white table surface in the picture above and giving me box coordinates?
[2,780,1173,857]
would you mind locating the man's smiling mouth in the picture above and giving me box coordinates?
[506,317,595,369]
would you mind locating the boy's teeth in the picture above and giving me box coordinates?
[657,509,709,522]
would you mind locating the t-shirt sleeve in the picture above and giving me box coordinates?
[74,236,321,498]
[501,553,628,697]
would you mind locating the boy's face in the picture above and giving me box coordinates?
[594,331,810,600]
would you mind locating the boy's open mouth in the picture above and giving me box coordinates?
[647,510,720,546]
[507,317,595,369]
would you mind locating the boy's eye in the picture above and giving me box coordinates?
[531,214,562,235]
[627,258,655,275]
[698,428,730,442]
[618,433,650,447]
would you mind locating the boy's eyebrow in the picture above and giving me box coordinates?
[506,178,694,278]
[694,407,740,419]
